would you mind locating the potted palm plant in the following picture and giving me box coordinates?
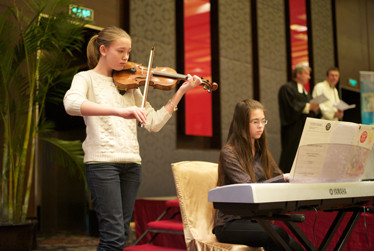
[0,0,87,249]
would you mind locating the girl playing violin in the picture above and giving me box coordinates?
[63,26,201,250]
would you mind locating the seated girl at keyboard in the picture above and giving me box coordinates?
[212,99,303,251]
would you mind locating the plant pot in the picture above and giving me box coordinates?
[0,220,37,251]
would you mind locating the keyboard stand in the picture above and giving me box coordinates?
[249,206,372,251]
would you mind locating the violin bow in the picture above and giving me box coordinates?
[139,46,155,127]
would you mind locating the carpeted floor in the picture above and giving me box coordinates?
[33,221,136,250]
[33,233,99,251]
[33,227,136,250]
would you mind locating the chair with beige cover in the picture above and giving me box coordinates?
[171,161,263,251]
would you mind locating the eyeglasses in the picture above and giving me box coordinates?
[250,119,268,126]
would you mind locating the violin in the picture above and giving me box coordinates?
[112,61,218,93]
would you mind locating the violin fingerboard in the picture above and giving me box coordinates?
[153,70,187,80]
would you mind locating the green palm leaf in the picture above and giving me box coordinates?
[0,0,88,224]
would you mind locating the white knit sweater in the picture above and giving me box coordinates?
[63,70,171,163]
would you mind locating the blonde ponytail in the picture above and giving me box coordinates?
[86,26,131,69]
[87,34,100,69]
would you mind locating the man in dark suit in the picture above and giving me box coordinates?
[278,63,320,173]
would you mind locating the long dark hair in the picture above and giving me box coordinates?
[217,99,278,185]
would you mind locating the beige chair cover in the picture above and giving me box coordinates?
[171,161,263,251]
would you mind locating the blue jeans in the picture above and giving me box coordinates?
[86,163,141,251]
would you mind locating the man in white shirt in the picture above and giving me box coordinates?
[312,67,343,121]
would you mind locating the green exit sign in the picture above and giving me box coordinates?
[69,5,94,21]
[349,78,357,87]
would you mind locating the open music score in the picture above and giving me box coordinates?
[290,118,374,183]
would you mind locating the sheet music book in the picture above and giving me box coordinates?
[333,100,356,111]
[310,94,329,104]
[289,118,374,183]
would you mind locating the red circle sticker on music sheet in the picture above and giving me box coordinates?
[360,131,368,143]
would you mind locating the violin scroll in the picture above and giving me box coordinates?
[200,78,218,93]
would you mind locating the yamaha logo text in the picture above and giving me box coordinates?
[329,188,347,196]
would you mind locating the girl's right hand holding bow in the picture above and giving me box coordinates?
[117,106,146,125]
[80,100,146,125]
